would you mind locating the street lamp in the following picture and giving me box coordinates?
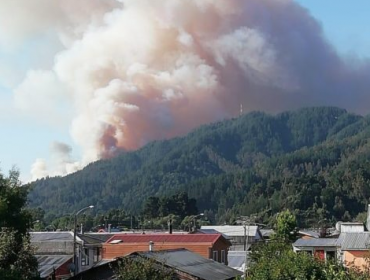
[191,213,204,232]
[30,220,40,232]
[73,205,94,275]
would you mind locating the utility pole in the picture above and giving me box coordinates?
[73,205,94,276]
[243,224,247,251]
[238,215,256,278]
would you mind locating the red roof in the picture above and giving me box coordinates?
[106,234,223,244]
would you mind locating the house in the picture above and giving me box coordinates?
[293,232,370,271]
[102,233,231,264]
[200,225,263,250]
[31,232,75,279]
[338,232,370,271]
[31,232,111,278]
[68,248,243,280]
[293,204,370,271]
[293,238,339,261]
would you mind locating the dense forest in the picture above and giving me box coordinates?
[28,107,370,227]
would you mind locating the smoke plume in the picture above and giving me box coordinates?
[8,0,370,179]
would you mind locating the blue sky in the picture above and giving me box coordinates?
[0,0,369,182]
[296,0,370,58]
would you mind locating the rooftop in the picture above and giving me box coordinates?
[338,232,370,250]
[106,234,225,244]
[31,232,74,242]
[78,233,115,244]
[36,255,72,278]
[201,225,260,237]
[137,249,243,280]
[293,238,339,247]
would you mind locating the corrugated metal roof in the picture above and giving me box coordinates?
[293,238,339,247]
[338,232,370,250]
[106,234,223,244]
[298,230,320,239]
[36,255,72,278]
[69,249,242,280]
[198,229,231,240]
[31,232,74,242]
[201,225,259,237]
[82,233,115,243]
[139,249,243,280]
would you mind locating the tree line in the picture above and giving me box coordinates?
[28,107,370,227]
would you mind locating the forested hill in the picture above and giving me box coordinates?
[29,107,370,226]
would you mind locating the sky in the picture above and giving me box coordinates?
[0,0,369,183]
[296,0,370,58]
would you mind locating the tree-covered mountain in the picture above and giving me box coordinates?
[28,107,370,226]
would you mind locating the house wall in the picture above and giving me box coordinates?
[343,251,370,271]
[293,246,339,261]
[340,225,365,233]
[44,259,72,280]
[66,245,102,274]
[103,241,229,263]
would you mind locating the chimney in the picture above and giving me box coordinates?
[168,218,173,234]
[108,224,112,233]
[149,241,154,252]
[367,204,370,231]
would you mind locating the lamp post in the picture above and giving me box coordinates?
[30,220,40,232]
[73,205,94,276]
[190,213,204,232]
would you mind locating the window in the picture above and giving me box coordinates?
[213,251,218,262]
[297,250,313,256]
[93,247,101,262]
[326,251,336,261]
[221,250,226,264]
[110,239,123,244]
[81,248,89,266]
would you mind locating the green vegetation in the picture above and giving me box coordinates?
[28,107,370,226]
[272,209,297,242]
[35,193,203,232]
[247,242,368,280]
[0,170,39,280]
[114,256,173,280]
[247,211,368,280]
[143,192,198,220]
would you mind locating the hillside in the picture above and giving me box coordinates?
[28,107,370,226]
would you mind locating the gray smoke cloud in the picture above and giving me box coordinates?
[5,0,369,179]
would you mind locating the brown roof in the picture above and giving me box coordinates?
[106,234,227,244]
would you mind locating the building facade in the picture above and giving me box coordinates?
[102,233,231,264]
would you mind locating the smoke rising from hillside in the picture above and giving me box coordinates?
[6,0,370,179]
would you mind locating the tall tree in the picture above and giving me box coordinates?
[0,170,39,280]
[0,170,31,234]
[272,209,298,242]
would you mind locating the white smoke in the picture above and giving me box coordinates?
[30,142,81,180]
[4,0,369,179]
[30,159,48,181]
